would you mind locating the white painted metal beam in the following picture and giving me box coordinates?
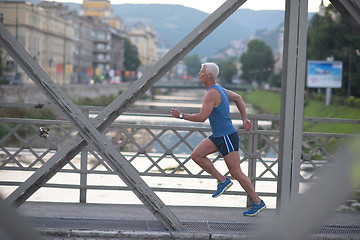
[276,0,308,209]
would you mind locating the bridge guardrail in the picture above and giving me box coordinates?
[0,104,359,206]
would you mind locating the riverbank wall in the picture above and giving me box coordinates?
[0,84,130,103]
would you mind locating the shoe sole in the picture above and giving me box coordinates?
[212,181,233,198]
[243,205,266,216]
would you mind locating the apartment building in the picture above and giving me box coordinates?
[80,0,112,18]
[38,2,95,84]
[0,1,74,85]
[67,15,95,84]
[0,0,151,85]
[126,22,157,69]
[80,0,125,83]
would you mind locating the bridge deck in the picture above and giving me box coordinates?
[18,202,360,239]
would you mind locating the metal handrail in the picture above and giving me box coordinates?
[0,106,358,206]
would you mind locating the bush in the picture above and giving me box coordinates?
[344,97,354,107]
[354,98,360,108]
[0,107,57,119]
[73,94,117,106]
[0,123,8,139]
[306,92,360,108]
[313,93,325,102]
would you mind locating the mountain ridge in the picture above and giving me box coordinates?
[113,4,252,56]
[112,4,315,55]
[12,1,316,56]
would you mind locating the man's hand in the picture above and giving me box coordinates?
[171,108,181,118]
[243,119,253,131]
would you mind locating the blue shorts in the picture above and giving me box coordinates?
[208,131,239,157]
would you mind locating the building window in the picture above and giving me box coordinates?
[97,43,105,50]
[97,54,104,60]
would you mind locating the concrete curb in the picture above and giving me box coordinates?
[38,228,251,240]
[37,228,359,240]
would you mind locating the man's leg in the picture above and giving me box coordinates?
[223,151,261,203]
[191,138,226,182]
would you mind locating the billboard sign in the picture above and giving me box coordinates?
[307,60,342,88]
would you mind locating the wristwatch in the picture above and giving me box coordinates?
[179,113,184,119]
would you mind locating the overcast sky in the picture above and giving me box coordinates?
[109,0,330,13]
[53,0,330,13]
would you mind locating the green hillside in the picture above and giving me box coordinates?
[112,4,251,56]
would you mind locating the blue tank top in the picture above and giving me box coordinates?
[208,85,236,137]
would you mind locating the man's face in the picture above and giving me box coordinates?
[198,65,210,84]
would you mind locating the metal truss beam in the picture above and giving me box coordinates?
[276,0,308,210]
[330,0,360,34]
[0,23,183,232]
[276,0,360,210]
[0,0,247,231]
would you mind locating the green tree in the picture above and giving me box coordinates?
[183,54,201,77]
[268,73,282,88]
[240,39,274,85]
[307,5,360,97]
[124,38,140,71]
[215,59,237,84]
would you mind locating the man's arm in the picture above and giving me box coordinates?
[226,89,253,131]
[171,89,218,122]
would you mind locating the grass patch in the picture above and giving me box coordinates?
[240,90,360,134]
[241,90,281,115]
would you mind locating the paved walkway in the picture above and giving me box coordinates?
[17,202,360,239]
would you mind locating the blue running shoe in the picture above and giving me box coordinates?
[212,177,233,198]
[243,200,266,216]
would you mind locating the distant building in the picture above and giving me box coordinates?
[65,13,95,84]
[275,26,284,74]
[108,27,125,83]
[79,0,125,83]
[92,19,111,80]
[126,22,157,70]
[80,0,112,18]
[79,0,124,32]
[38,2,95,84]
[91,18,125,83]
[319,0,326,17]
[0,1,74,85]
[0,0,126,85]
[319,0,339,21]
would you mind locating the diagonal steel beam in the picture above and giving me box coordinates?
[1,0,247,230]
[0,23,184,232]
[330,0,360,34]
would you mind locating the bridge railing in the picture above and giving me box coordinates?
[0,104,359,207]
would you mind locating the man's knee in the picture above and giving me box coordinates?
[229,169,237,178]
[191,151,199,161]
[191,151,204,163]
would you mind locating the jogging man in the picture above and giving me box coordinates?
[171,62,265,216]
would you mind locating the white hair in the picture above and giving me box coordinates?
[202,62,219,79]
